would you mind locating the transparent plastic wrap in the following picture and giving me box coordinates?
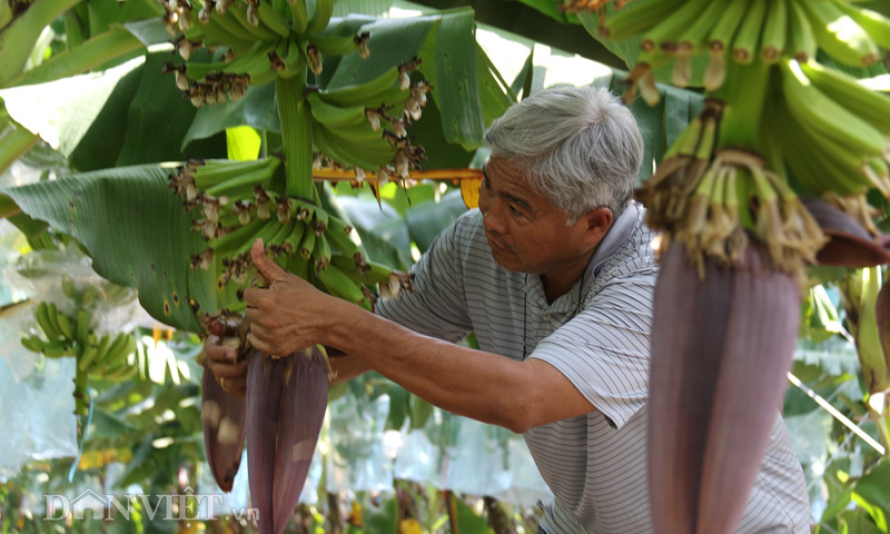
[326,390,393,494]
[447,420,513,497]
[0,355,78,478]
[0,300,41,380]
[0,219,29,304]
[493,438,553,508]
[196,449,250,519]
[4,245,140,339]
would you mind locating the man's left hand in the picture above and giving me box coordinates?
[243,239,337,357]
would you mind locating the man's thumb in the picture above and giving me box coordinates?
[251,238,287,281]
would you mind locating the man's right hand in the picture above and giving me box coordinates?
[205,335,249,398]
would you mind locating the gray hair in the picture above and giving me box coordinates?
[483,86,644,223]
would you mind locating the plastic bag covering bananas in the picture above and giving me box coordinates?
[21,302,138,415]
[588,0,890,95]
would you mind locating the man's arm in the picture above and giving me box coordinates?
[283,296,595,434]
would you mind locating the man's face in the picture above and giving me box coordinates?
[478,156,601,276]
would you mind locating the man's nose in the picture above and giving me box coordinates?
[482,199,507,236]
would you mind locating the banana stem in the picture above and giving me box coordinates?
[7,28,144,87]
[0,124,39,175]
[276,74,314,199]
[712,60,772,152]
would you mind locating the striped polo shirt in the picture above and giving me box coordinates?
[376,203,810,533]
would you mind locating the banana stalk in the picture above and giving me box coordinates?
[838,268,890,450]
[648,239,801,534]
[0,0,84,87]
[0,119,39,175]
[6,27,144,87]
[276,74,314,199]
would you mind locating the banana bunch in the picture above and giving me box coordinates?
[158,0,384,107]
[22,302,138,415]
[593,0,890,95]
[170,158,413,310]
[21,302,139,382]
[636,98,826,281]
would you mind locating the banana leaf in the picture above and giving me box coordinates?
[0,165,230,332]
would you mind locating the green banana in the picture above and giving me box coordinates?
[196,14,257,51]
[20,336,42,354]
[57,312,74,339]
[730,0,766,64]
[310,33,357,56]
[230,5,278,40]
[780,60,886,158]
[194,158,275,188]
[186,42,275,81]
[833,1,890,49]
[213,8,262,42]
[307,93,367,128]
[305,0,332,36]
[77,345,101,372]
[595,0,685,41]
[799,60,890,136]
[800,0,879,66]
[313,233,331,272]
[759,0,787,62]
[36,302,61,339]
[256,1,291,38]
[103,334,136,370]
[706,0,750,53]
[786,0,817,62]
[205,158,281,197]
[639,0,710,52]
[299,225,316,258]
[289,0,308,34]
[312,122,384,171]
[283,219,309,254]
[317,264,371,310]
[317,66,402,107]
[214,218,268,256]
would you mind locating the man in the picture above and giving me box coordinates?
[206,86,811,532]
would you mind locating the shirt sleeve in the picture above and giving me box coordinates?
[529,276,655,430]
[374,214,474,342]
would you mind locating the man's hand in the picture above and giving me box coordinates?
[205,335,248,397]
[243,238,338,357]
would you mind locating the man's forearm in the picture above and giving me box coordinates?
[322,300,535,431]
[326,350,371,383]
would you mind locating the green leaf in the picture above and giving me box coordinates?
[182,82,280,149]
[454,495,494,534]
[0,165,212,331]
[363,497,399,534]
[325,16,438,90]
[409,394,433,430]
[0,56,146,157]
[385,382,409,431]
[429,9,485,149]
[405,189,466,252]
[854,458,890,530]
[115,52,227,165]
[476,43,516,127]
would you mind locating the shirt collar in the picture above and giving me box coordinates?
[523,202,640,316]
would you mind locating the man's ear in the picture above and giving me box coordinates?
[581,206,613,244]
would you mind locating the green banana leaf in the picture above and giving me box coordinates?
[0,165,220,332]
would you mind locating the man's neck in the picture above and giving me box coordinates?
[540,250,595,304]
